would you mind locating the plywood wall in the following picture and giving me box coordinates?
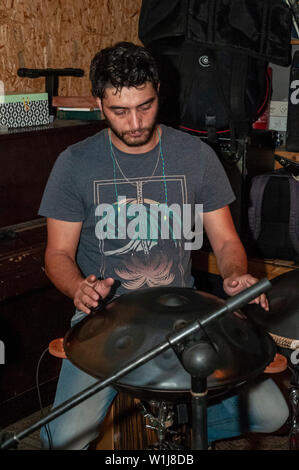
[0,0,142,96]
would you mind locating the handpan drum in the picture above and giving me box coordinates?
[64,287,276,400]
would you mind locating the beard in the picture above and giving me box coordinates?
[102,111,158,148]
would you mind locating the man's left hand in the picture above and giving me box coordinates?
[223,274,269,311]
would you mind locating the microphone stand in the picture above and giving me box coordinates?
[0,279,272,451]
[171,340,220,450]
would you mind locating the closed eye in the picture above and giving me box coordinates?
[109,97,156,116]
[114,109,127,116]
[138,103,153,111]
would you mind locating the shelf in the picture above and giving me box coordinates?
[192,251,298,280]
[291,39,299,44]
[274,147,299,169]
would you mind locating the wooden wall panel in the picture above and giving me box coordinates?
[0,0,142,96]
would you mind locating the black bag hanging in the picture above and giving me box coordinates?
[149,40,271,143]
[248,167,299,262]
[139,0,292,144]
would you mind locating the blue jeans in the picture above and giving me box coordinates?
[41,311,289,449]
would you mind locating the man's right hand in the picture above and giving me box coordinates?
[73,275,115,314]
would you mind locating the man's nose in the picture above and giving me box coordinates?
[128,110,142,130]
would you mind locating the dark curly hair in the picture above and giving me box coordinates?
[90,42,160,99]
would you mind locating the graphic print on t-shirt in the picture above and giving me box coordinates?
[93,174,188,290]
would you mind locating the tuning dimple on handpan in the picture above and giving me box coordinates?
[115,335,134,351]
[158,294,188,307]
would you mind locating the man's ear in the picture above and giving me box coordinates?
[95,97,102,111]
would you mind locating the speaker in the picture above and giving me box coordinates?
[286,51,299,151]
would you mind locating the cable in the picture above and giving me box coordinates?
[35,347,53,450]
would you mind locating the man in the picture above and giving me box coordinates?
[39,42,288,449]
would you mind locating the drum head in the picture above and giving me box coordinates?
[64,287,276,399]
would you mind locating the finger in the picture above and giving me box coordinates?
[81,283,100,302]
[81,278,115,309]
[78,288,102,312]
[74,298,92,314]
[246,277,259,287]
[75,278,101,312]
[94,277,115,298]
[223,280,239,291]
[260,293,269,310]
[249,294,269,310]
[75,277,115,313]
[227,279,239,287]
[83,292,100,308]
[249,296,261,303]
[85,274,98,285]
[99,277,115,288]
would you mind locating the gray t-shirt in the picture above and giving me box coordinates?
[39,124,235,297]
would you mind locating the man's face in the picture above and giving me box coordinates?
[97,82,159,153]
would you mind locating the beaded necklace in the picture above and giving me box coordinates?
[108,127,168,212]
